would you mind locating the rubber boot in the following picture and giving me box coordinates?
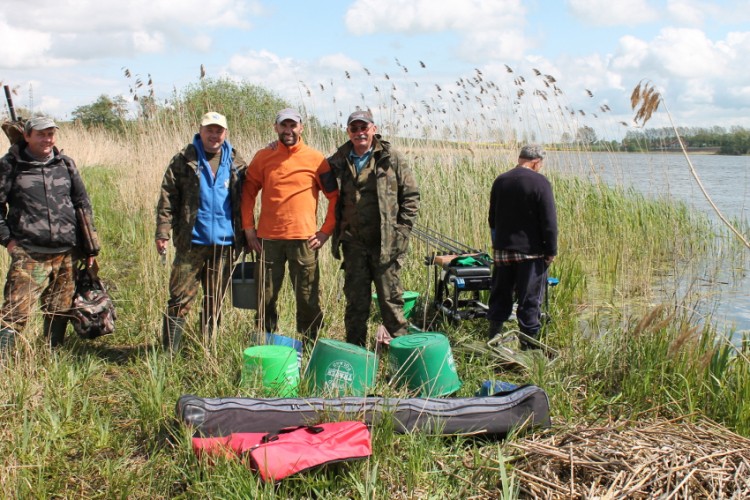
[0,327,17,358]
[44,316,68,348]
[162,315,186,353]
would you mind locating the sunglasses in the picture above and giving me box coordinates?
[348,124,371,133]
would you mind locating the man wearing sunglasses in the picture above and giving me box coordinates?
[328,110,420,347]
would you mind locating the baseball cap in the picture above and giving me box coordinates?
[519,144,546,160]
[24,116,58,134]
[347,110,374,126]
[275,108,302,124]
[200,111,228,130]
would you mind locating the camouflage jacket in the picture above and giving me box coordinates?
[155,143,246,252]
[328,135,420,265]
[0,141,95,253]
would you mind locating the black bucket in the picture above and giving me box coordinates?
[232,257,257,310]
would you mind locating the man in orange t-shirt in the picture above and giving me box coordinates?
[241,108,338,343]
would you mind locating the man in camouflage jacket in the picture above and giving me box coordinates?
[328,110,420,346]
[0,116,97,355]
[155,112,246,351]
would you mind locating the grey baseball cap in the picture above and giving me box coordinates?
[275,108,302,124]
[519,144,546,160]
[24,116,59,134]
[347,110,374,125]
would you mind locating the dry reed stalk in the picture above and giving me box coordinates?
[508,416,750,498]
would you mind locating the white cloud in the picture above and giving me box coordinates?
[133,32,166,53]
[666,0,707,26]
[650,28,727,78]
[0,0,259,67]
[0,18,53,68]
[344,0,529,61]
[567,0,658,26]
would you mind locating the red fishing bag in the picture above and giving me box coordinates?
[250,422,372,482]
[192,421,372,483]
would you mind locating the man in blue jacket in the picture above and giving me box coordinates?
[155,112,246,352]
[487,144,557,349]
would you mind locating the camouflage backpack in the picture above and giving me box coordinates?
[71,261,116,339]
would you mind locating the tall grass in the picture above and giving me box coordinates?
[0,111,747,497]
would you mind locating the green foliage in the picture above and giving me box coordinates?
[575,125,597,145]
[71,94,129,131]
[170,78,290,137]
[623,125,750,154]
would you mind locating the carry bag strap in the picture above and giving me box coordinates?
[261,425,323,444]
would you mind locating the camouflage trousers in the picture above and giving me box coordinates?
[0,246,75,333]
[167,245,233,331]
[256,239,322,341]
[341,241,407,346]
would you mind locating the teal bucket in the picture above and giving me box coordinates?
[304,339,378,396]
[241,345,300,397]
[372,290,420,319]
[389,332,462,397]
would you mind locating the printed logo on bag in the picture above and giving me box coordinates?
[324,360,354,390]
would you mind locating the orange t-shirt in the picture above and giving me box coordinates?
[241,139,338,239]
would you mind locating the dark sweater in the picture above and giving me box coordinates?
[488,165,557,257]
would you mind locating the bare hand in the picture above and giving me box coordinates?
[307,231,329,250]
[6,239,17,253]
[545,255,555,266]
[244,228,262,254]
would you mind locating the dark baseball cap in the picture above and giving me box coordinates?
[347,110,374,126]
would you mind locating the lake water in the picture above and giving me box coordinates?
[549,150,750,336]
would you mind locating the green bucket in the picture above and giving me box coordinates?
[304,339,378,396]
[241,345,300,397]
[371,290,420,319]
[389,333,462,397]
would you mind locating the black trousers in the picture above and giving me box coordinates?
[488,258,547,335]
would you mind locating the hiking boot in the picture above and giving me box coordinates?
[487,320,503,340]
[518,330,541,351]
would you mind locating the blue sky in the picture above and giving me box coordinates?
[2,0,749,141]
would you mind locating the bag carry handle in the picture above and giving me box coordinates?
[235,251,256,284]
[261,425,324,444]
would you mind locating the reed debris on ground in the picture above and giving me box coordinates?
[508,416,750,498]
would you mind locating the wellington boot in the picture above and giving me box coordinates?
[0,327,17,358]
[44,316,68,348]
[162,315,186,353]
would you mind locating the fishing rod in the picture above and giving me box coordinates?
[413,223,480,254]
[411,227,465,255]
[4,85,17,122]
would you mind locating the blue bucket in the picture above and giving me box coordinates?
[251,332,303,368]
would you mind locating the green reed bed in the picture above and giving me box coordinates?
[1,131,747,497]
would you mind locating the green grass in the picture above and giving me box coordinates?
[0,135,747,498]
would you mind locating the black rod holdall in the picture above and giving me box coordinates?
[177,385,551,437]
